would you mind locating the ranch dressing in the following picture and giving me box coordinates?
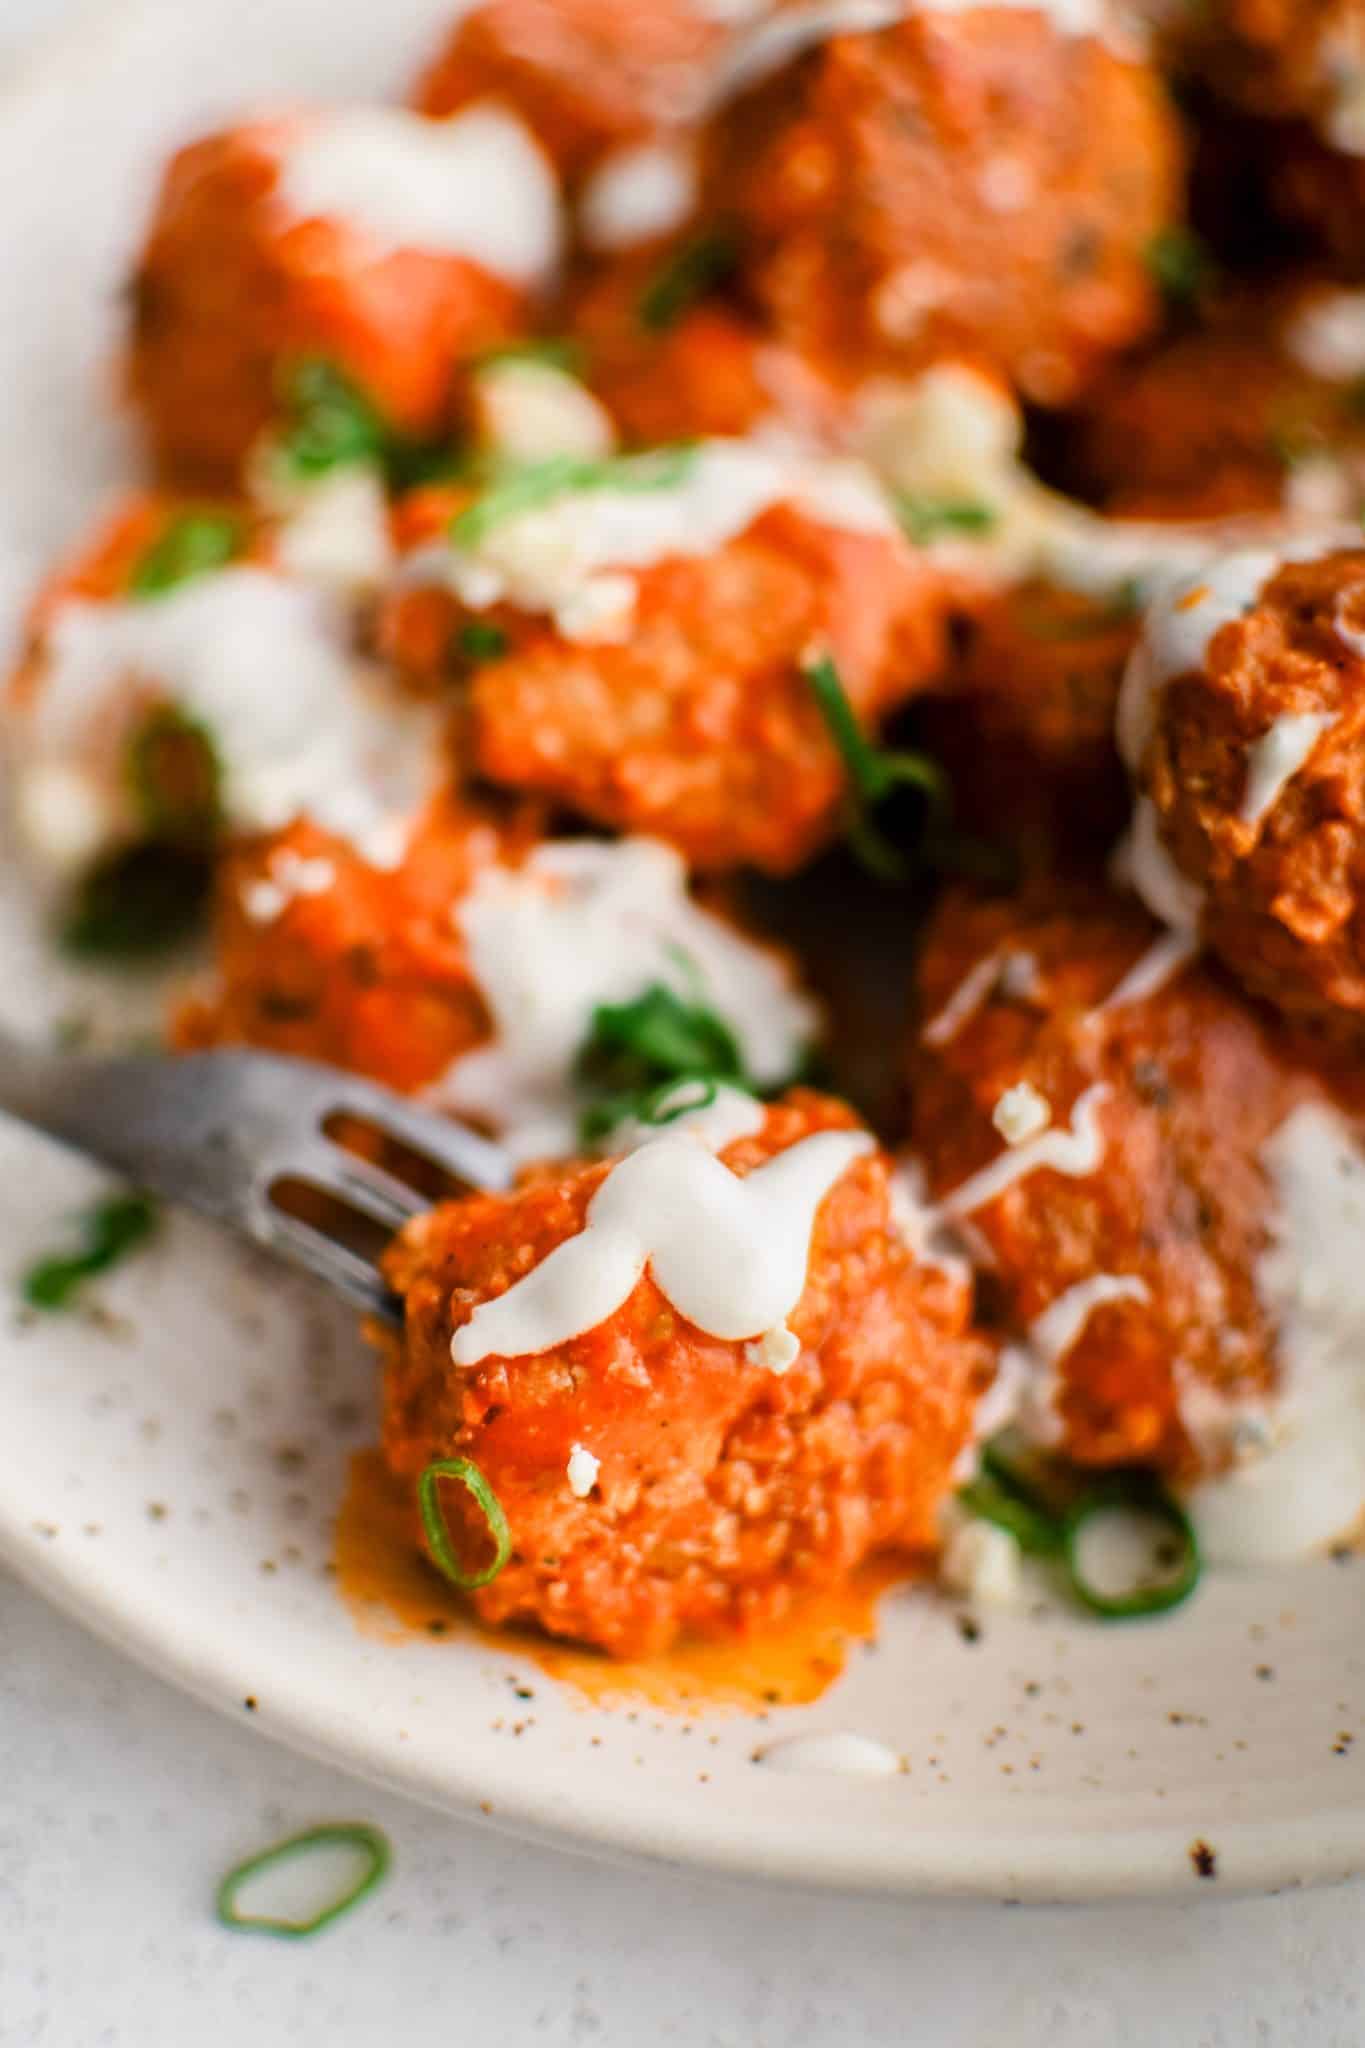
[1186,1102,1365,1563]
[432,837,817,1163]
[13,568,439,874]
[277,102,562,284]
[449,1122,872,1366]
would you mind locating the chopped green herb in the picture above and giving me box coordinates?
[130,512,243,600]
[216,1823,392,1940]
[457,620,510,664]
[896,496,996,546]
[638,233,737,332]
[276,358,457,491]
[23,1192,158,1311]
[1143,226,1214,309]
[451,443,698,549]
[574,982,750,1140]
[418,1456,512,1589]
[60,845,213,959]
[957,1432,1202,1620]
[804,654,948,882]
[126,707,222,844]
[277,358,388,477]
[472,337,585,376]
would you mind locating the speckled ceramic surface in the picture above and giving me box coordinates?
[0,0,1363,1903]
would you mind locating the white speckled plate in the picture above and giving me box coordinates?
[0,0,1363,1903]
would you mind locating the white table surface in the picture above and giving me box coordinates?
[2,4,1364,2042]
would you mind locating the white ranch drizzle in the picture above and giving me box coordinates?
[613,1080,768,1157]
[1098,929,1198,1011]
[430,838,817,1164]
[752,1731,903,1776]
[449,1124,873,1366]
[578,140,698,253]
[920,953,1002,1047]
[276,102,562,284]
[940,1084,1109,1219]
[992,1081,1050,1146]
[1028,1274,1149,1384]
[709,0,1127,109]
[240,849,336,926]
[1282,290,1365,382]
[13,568,439,874]
[423,435,897,644]
[1185,1102,1365,1563]
[254,460,395,593]
[1240,711,1333,827]
[471,360,616,465]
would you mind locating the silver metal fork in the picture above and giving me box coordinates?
[0,1027,513,1323]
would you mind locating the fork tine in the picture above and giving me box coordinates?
[294,1145,429,1233]
[319,1075,515,1193]
[252,1206,403,1324]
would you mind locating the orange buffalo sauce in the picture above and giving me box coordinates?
[334,1448,920,1714]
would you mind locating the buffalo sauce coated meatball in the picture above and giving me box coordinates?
[907,886,1360,1480]
[380,449,956,874]
[1120,546,1365,1039]
[565,254,847,447]
[1074,286,1365,520]
[698,8,1183,406]
[915,580,1138,868]
[413,0,726,184]
[376,1088,991,1657]
[177,797,536,1094]
[182,814,821,1161]
[128,111,561,486]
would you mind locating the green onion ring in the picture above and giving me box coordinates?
[418,1456,512,1589]
[1063,1476,1201,1620]
[215,1823,391,1939]
[956,1472,1062,1557]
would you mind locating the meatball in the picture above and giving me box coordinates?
[1074,285,1365,520]
[565,252,846,447]
[1119,545,1365,1040]
[128,110,561,486]
[915,580,1137,869]
[183,819,820,1162]
[698,8,1183,406]
[380,441,955,874]
[908,885,1364,1485]
[1169,0,1364,140]
[376,1087,990,1656]
[412,0,725,185]
[5,491,435,886]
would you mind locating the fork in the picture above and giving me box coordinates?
[0,1026,513,1322]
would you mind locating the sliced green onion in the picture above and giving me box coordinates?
[418,1456,512,1590]
[472,337,584,375]
[896,496,996,546]
[1143,226,1214,309]
[130,512,243,600]
[957,1472,1062,1556]
[574,982,751,1141]
[803,653,948,882]
[638,233,737,332]
[457,619,510,664]
[277,359,388,477]
[60,845,213,959]
[1063,1475,1201,1620]
[451,444,698,549]
[23,1192,159,1311]
[276,358,456,491]
[957,1432,1202,1621]
[126,706,222,843]
[215,1823,391,1940]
